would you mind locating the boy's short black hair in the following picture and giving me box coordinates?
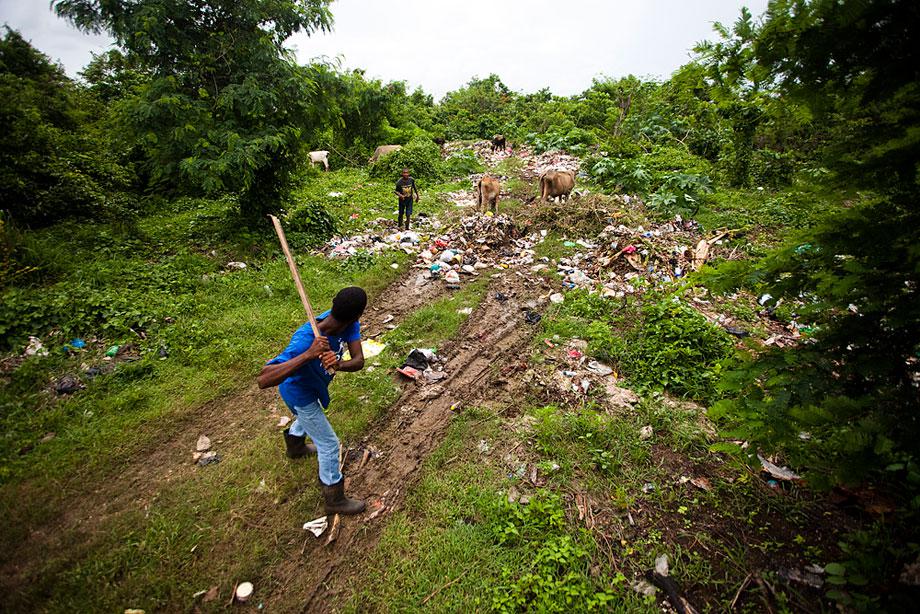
[331,286,367,322]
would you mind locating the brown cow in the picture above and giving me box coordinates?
[476,175,501,213]
[540,170,576,202]
[491,134,506,151]
[369,144,402,163]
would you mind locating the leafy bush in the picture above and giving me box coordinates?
[0,30,133,227]
[443,149,484,177]
[526,126,596,155]
[368,136,443,181]
[284,202,337,248]
[750,148,795,188]
[490,491,618,612]
[616,295,735,399]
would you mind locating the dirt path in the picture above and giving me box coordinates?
[2,144,550,610]
[0,263,453,599]
[263,270,550,612]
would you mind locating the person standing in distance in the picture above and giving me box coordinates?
[394,168,420,230]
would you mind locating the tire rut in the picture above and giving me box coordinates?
[262,272,549,612]
[0,267,451,598]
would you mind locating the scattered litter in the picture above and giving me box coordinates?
[396,366,421,380]
[477,439,491,454]
[41,432,56,443]
[390,263,399,269]
[723,326,750,337]
[457,307,473,315]
[197,451,221,466]
[105,345,120,358]
[226,261,247,270]
[424,370,448,382]
[655,554,670,576]
[277,415,291,428]
[361,339,387,359]
[444,269,460,285]
[524,310,542,324]
[235,582,253,603]
[639,425,653,440]
[54,375,83,395]
[690,477,713,491]
[25,336,49,357]
[642,482,656,493]
[303,515,329,537]
[632,580,657,596]
[549,293,564,304]
[66,338,86,351]
[586,360,613,376]
[778,567,824,588]
[494,292,509,302]
[196,434,211,452]
[328,191,344,197]
[404,348,438,371]
[758,454,802,481]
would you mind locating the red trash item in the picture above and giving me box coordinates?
[623,245,637,254]
[397,366,421,380]
[567,349,583,359]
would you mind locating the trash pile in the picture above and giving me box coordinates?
[521,150,582,179]
[321,215,440,260]
[551,215,739,298]
[442,140,514,167]
[525,337,639,410]
[397,348,447,382]
[412,213,537,287]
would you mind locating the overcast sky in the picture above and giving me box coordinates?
[1,0,768,99]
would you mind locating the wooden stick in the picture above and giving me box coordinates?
[421,569,469,605]
[269,214,320,337]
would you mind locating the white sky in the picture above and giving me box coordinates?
[1,0,768,99]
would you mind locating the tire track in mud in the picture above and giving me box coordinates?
[261,271,550,612]
[0,268,452,599]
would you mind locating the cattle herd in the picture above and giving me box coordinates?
[308,135,576,214]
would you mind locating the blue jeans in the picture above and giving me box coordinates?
[288,400,342,486]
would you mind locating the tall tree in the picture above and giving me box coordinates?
[711,0,920,495]
[53,0,333,218]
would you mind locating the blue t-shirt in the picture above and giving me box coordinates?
[267,310,361,409]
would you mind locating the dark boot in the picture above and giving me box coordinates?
[322,478,366,515]
[283,428,317,458]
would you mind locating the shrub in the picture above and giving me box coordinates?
[284,202,337,248]
[443,149,484,177]
[369,136,443,181]
[620,294,734,400]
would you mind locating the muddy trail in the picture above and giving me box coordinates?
[269,270,549,612]
[1,143,543,607]
[0,260,454,600]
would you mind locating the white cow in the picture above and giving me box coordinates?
[309,150,330,171]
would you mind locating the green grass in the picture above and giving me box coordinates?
[1,243,493,614]
[0,164,493,611]
[345,406,652,613]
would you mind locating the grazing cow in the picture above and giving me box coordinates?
[491,134,506,151]
[476,175,501,213]
[369,144,402,163]
[540,170,576,202]
[309,150,330,171]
